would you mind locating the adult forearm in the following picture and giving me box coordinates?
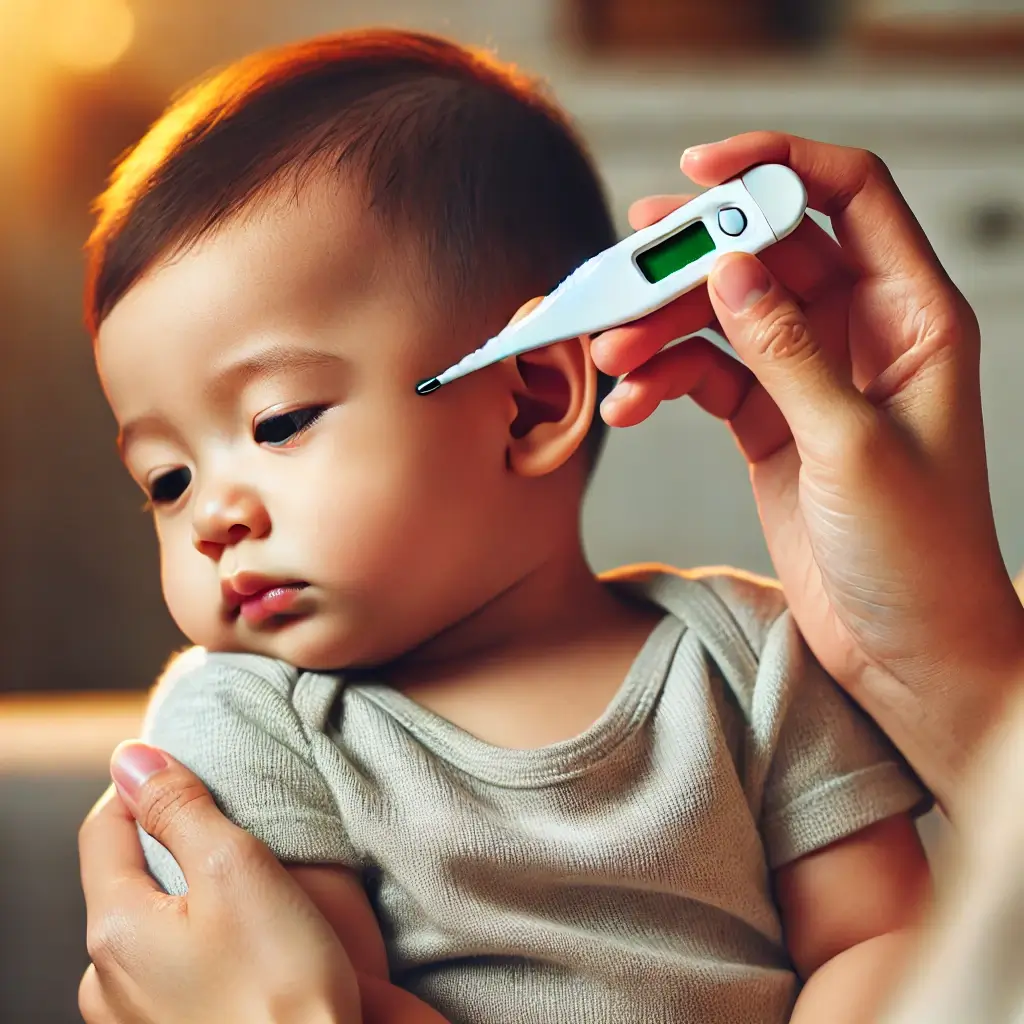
[880,687,1024,1023]
[853,627,1024,821]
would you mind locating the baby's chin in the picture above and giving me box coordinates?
[190,611,412,674]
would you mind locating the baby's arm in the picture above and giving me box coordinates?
[136,650,451,1023]
[286,864,452,1024]
[777,814,931,1023]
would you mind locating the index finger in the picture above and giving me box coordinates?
[681,132,946,283]
[79,784,162,916]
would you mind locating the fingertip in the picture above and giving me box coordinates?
[626,202,647,232]
[591,328,637,377]
[589,331,613,371]
[599,384,631,427]
[627,194,695,232]
[680,146,703,172]
[680,142,725,181]
[110,741,170,803]
[600,400,640,429]
[601,377,662,428]
[708,252,774,317]
[593,289,716,379]
[682,133,786,186]
[592,339,634,381]
[626,196,671,231]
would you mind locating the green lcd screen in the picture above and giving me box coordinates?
[636,221,716,284]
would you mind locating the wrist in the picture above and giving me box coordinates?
[943,639,1024,820]
[851,590,1024,820]
[915,606,1024,818]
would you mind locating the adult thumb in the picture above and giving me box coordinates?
[110,740,253,880]
[708,252,867,448]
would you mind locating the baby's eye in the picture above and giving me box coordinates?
[254,405,328,447]
[148,467,192,506]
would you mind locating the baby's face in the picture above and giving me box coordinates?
[96,181,529,669]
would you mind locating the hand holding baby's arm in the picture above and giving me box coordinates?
[79,744,453,1024]
[777,814,931,1023]
[78,651,454,1024]
[79,745,364,1024]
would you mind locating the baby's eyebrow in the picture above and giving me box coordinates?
[203,343,348,402]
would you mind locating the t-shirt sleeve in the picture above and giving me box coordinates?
[137,647,357,895]
[696,571,932,870]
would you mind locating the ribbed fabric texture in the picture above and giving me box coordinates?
[140,567,927,1024]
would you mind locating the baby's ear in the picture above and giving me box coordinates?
[505,333,597,478]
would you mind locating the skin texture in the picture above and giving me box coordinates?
[77,133,1021,1022]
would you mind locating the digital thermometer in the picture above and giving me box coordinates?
[416,163,807,395]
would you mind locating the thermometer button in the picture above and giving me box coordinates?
[717,207,747,236]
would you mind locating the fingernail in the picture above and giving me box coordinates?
[712,255,770,313]
[602,380,634,409]
[681,139,725,166]
[111,742,168,798]
[590,334,611,366]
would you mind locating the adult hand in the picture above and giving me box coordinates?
[590,132,1024,814]
[78,742,360,1024]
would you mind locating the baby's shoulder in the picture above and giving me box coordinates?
[606,563,789,659]
[685,566,789,653]
[153,646,300,696]
[144,647,343,749]
[138,649,359,886]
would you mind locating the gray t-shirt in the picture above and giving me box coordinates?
[139,567,927,1024]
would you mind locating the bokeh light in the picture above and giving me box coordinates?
[45,0,135,73]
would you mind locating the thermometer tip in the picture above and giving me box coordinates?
[416,376,442,396]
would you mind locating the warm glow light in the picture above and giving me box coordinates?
[45,0,135,73]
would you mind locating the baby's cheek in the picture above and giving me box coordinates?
[159,547,218,646]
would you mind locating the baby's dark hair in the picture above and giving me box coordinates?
[84,29,618,462]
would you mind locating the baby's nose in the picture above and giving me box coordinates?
[191,485,270,554]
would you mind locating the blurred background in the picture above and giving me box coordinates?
[1,0,1022,1020]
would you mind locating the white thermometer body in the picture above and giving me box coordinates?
[417,163,808,394]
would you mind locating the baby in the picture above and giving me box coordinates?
[86,29,932,1024]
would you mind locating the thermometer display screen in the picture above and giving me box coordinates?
[636,221,715,284]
